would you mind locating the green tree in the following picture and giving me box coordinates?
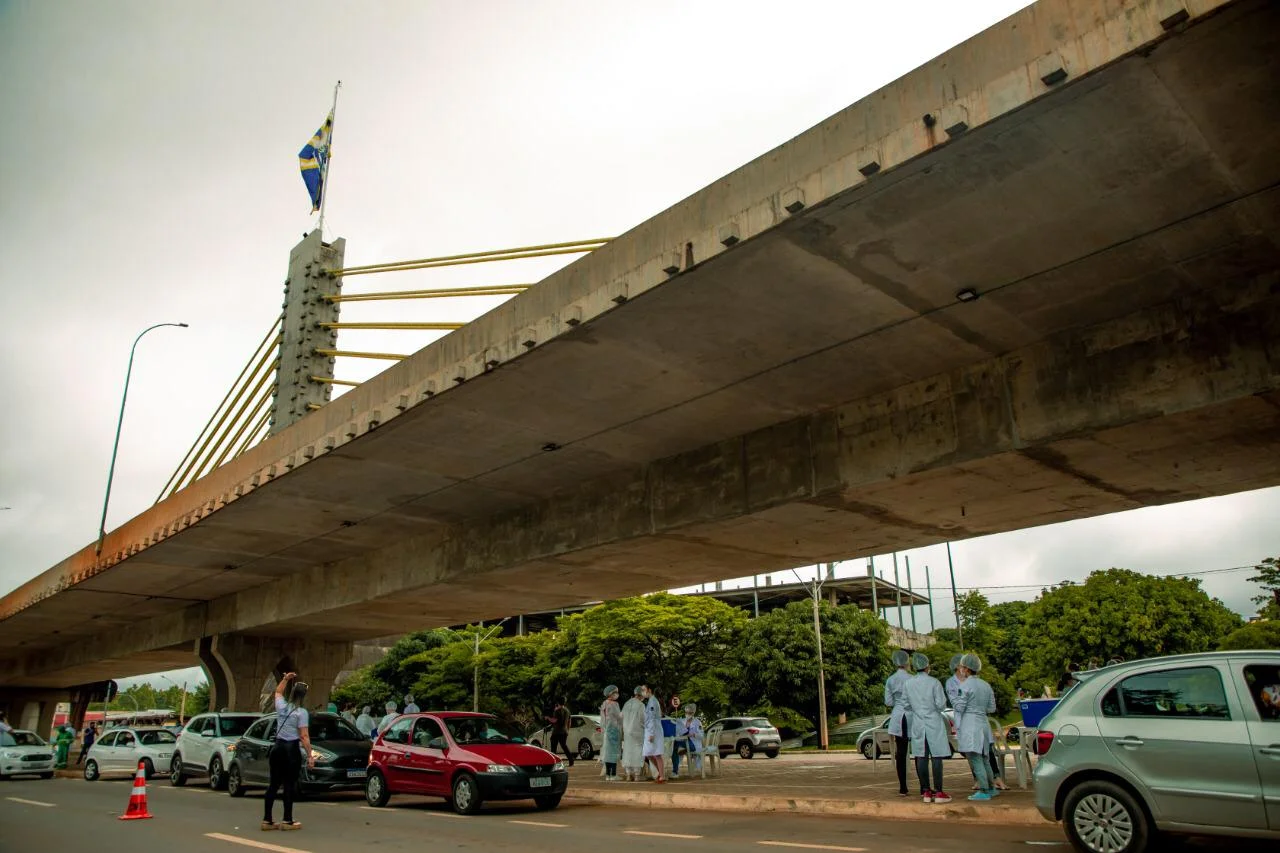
[982,600,1030,677]
[331,666,393,711]
[1249,556,1280,620]
[734,601,891,722]
[956,591,992,648]
[1017,569,1243,692]
[562,593,748,712]
[1219,620,1280,651]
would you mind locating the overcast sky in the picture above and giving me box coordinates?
[1,1,1272,689]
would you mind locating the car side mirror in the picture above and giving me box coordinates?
[201,729,215,738]
[427,737,447,750]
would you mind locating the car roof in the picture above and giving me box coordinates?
[1074,649,1280,683]
[214,712,261,718]
[424,711,493,719]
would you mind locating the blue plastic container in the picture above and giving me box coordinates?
[1019,698,1060,727]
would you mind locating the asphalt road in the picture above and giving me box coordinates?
[0,775,1266,853]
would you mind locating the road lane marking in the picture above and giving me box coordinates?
[204,833,311,853]
[359,806,464,818]
[759,843,868,852]
[625,830,704,839]
[5,797,55,807]
[509,819,568,827]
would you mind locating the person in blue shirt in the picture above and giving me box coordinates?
[954,654,998,802]
[884,650,912,796]
[262,672,313,832]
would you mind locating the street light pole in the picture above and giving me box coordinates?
[794,567,829,751]
[96,322,188,555]
[471,618,510,712]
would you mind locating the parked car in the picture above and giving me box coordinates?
[1033,650,1280,853]
[0,729,55,780]
[366,711,568,815]
[708,716,781,759]
[857,710,959,759]
[83,726,176,780]
[227,712,372,797]
[528,713,602,760]
[170,711,261,789]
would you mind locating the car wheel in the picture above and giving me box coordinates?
[534,793,563,810]
[1063,779,1151,853]
[364,770,390,808]
[227,763,246,798]
[141,759,155,780]
[737,741,754,760]
[84,759,100,782]
[170,755,187,787]
[764,750,779,759]
[577,739,595,760]
[861,740,876,760]
[451,773,483,815]
[208,755,226,790]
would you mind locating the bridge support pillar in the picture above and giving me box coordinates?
[199,634,352,713]
[269,229,346,434]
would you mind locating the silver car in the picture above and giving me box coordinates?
[0,729,56,779]
[857,709,959,759]
[709,716,781,759]
[528,714,602,760]
[1033,650,1280,853]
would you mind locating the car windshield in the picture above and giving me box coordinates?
[310,716,364,742]
[137,730,177,745]
[445,718,526,745]
[1,731,45,747]
[218,717,257,737]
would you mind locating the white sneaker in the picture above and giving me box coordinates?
[670,773,679,779]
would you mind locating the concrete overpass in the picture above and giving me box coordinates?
[3,0,1278,720]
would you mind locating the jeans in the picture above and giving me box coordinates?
[915,747,943,792]
[965,751,993,793]
[549,730,574,765]
[264,740,302,824]
[671,739,684,775]
[893,717,910,793]
[605,761,617,776]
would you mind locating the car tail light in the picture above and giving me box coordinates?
[1035,730,1055,756]
[595,727,602,733]
[746,728,760,734]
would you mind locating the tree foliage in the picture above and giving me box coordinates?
[1017,569,1242,691]
[1249,556,1280,620]
[1218,620,1280,651]
[734,600,891,722]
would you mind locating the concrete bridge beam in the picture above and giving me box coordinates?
[198,634,352,713]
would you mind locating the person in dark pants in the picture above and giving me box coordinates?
[263,672,313,832]
[884,649,912,796]
[77,723,97,765]
[547,699,574,766]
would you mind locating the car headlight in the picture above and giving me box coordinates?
[553,761,567,772]
[2,751,21,759]
[486,764,518,773]
[309,748,336,764]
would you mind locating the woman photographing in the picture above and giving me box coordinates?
[263,671,313,831]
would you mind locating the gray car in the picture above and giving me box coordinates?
[709,716,781,759]
[1033,650,1280,853]
[857,709,959,759]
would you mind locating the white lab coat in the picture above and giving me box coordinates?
[901,673,950,759]
[622,697,645,770]
[954,676,996,754]
[355,712,376,737]
[643,696,664,757]
[677,715,703,756]
[403,703,420,714]
[884,668,911,737]
[944,674,961,708]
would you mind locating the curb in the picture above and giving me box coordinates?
[564,787,1052,826]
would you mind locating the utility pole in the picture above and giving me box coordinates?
[795,567,829,751]
[868,558,879,619]
[905,556,917,633]
[925,566,935,633]
[892,553,903,628]
[947,541,963,649]
[471,618,509,712]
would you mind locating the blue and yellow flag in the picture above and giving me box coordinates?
[299,113,333,213]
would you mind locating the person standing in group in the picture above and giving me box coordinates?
[901,653,952,804]
[355,706,376,739]
[340,704,356,726]
[621,686,646,781]
[884,649,912,797]
[641,684,665,783]
[599,685,623,781]
[78,723,97,765]
[403,694,420,714]
[54,725,74,768]
[262,672,313,831]
[378,701,399,734]
[547,698,575,767]
[945,654,963,707]
[954,653,998,802]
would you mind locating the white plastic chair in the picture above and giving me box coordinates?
[699,724,723,778]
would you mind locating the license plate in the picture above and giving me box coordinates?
[346,769,367,778]
[530,776,551,788]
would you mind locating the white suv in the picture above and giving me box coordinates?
[171,712,261,790]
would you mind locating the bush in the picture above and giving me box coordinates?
[1219,620,1280,651]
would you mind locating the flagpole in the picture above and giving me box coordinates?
[317,80,342,239]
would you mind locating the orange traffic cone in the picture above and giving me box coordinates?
[119,761,153,820]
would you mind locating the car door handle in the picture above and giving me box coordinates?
[1260,746,1280,757]
[1114,737,1145,747]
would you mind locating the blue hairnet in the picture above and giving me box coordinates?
[960,653,983,673]
[950,654,963,673]
[911,653,930,671]
[603,684,619,697]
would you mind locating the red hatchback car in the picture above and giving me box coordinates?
[365,712,569,815]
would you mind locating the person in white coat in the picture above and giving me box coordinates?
[403,694,420,714]
[954,653,998,801]
[673,702,704,778]
[621,686,646,781]
[378,700,399,734]
[355,706,376,739]
[901,653,953,804]
[641,684,666,783]
[884,649,913,796]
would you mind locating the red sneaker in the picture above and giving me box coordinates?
[922,790,934,804]
[933,791,953,804]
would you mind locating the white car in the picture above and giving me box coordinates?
[0,729,56,779]
[170,711,261,789]
[528,713,602,760]
[83,726,177,780]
